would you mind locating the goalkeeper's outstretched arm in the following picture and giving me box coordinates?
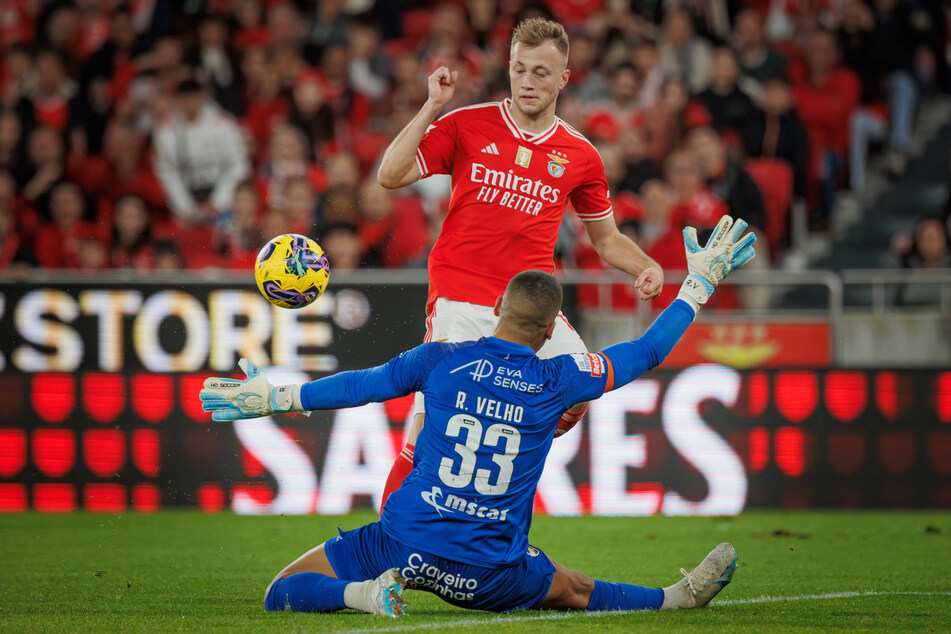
[595,215,757,389]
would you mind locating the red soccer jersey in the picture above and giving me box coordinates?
[416,99,614,309]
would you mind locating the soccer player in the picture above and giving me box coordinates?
[376,18,664,505]
[200,215,755,617]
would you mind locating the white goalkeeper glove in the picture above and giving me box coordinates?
[677,215,757,314]
[199,358,308,422]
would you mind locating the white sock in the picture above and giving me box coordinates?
[342,580,373,612]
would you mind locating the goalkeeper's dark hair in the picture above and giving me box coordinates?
[502,270,563,331]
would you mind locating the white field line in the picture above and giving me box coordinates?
[342,590,951,634]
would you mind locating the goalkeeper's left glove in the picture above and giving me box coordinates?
[677,215,757,315]
[199,358,308,422]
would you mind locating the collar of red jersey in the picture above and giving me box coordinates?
[499,99,560,145]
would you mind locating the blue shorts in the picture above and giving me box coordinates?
[324,521,556,613]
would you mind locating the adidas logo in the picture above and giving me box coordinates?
[480,143,500,155]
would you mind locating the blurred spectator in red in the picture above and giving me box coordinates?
[0,109,24,173]
[269,4,309,83]
[467,0,511,53]
[76,235,109,270]
[97,125,167,222]
[325,151,361,192]
[744,74,808,198]
[0,1,36,53]
[134,35,191,100]
[347,14,392,102]
[632,38,664,109]
[233,0,270,50]
[790,28,860,223]
[321,42,372,132]
[260,122,325,209]
[664,146,729,235]
[616,126,662,195]
[82,9,138,102]
[0,169,33,269]
[688,126,766,233]
[306,0,351,65]
[191,14,242,116]
[261,205,291,240]
[34,181,101,268]
[357,178,429,269]
[320,223,362,270]
[240,46,287,155]
[215,180,262,269]
[419,3,484,109]
[388,50,428,131]
[152,78,250,226]
[1,44,34,109]
[153,239,185,270]
[563,30,608,106]
[638,179,676,252]
[16,48,75,135]
[110,194,155,270]
[286,68,335,156]
[583,62,643,142]
[282,176,320,236]
[642,75,711,163]
[18,125,66,222]
[658,8,712,94]
[67,75,113,157]
[733,8,786,99]
[40,4,82,69]
[697,47,755,144]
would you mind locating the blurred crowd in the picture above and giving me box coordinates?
[1,0,949,307]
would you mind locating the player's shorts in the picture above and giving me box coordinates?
[324,520,556,613]
[415,297,587,415]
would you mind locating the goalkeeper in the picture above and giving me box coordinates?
[200,216,756,617]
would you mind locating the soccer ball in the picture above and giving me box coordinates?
[254,234,330,309]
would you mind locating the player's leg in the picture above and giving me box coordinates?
[264,523,407,617]
[538,542,738,611]
[380,298,498,511]
[537,559,664,611]
[538,313,591,437]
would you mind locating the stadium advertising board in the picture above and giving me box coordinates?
[1,281,949,514]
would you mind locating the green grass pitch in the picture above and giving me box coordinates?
[1,511,949,632]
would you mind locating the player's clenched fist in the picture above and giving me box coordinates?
[634,265,664,301]
[427,66,458,108]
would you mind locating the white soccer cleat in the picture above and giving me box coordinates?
[367,568,407,618]
[661,542,737,610]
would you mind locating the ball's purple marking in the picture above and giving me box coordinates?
[257,241,276,263]
[262,280,317,307]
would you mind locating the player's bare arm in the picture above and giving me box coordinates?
[377,66,458,189]
[583,217,664,300]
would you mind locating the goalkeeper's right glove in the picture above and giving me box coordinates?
[199,358,308,422]
[676,215,757,315]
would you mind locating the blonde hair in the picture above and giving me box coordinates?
[511,18,569,67]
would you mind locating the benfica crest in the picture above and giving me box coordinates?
[546,152,569,178]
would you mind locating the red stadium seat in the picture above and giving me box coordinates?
[745,158,793,257]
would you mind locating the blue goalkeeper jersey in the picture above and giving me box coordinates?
[300,299,695,567]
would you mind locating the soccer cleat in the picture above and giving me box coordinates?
[660,542,737,610]
[367,568,407,618]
